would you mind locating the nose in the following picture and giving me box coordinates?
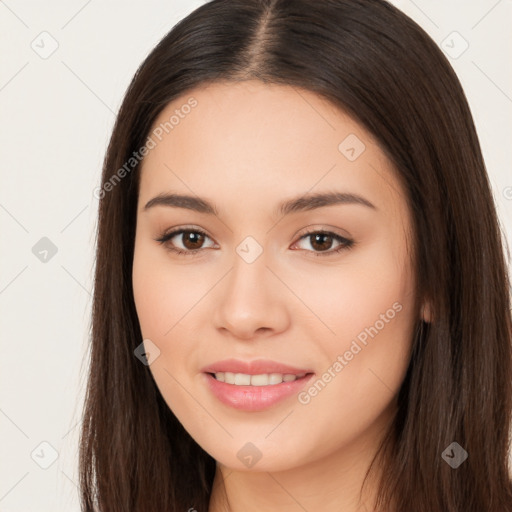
[212,249,290,340]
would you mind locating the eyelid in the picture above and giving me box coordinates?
[293,224,352,241]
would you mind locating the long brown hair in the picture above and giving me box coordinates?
[79,0,512,510]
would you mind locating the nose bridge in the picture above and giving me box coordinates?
[212,238,289,337]
[225,242,272,310]
[228,232,271,294]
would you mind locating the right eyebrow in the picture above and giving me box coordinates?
[143,193,219,216]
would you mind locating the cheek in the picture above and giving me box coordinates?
[132,243,200,413]
[286,280,414,468]
[132,242,205,339]
[282,237,415,345]
[286,239,415,409]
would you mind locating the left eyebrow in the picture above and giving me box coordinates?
[276,191,377,216]
[142,190,377,216]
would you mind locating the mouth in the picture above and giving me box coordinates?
[208,371,312,386]
[200,359,315,410]
[200,358,313,377]
[202,366,315,411]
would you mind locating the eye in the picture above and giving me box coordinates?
[291,229,354,256]
[155,227,217,256]
[155,227,354,257]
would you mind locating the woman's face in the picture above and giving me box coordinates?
[132,80,422,472]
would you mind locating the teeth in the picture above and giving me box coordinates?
[235,373,251,385]
[214,372,306,386]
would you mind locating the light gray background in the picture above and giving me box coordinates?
[1,1,511,510]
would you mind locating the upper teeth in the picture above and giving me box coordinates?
[214,372,305,386]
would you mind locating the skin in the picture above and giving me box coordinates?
[132,80,431,512]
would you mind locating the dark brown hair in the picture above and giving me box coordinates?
[79,0,512,510]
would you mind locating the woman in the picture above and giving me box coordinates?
[79,0,512,510]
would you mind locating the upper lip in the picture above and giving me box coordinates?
[201,358,314,375]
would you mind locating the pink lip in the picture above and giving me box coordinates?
[200,358,313,375]
[201,359,315,411]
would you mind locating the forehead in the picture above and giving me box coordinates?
[138,80,406,218]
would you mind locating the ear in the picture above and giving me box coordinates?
[421,300,433,323]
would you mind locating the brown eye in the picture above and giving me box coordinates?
[155,228,217,255]
[309,233,335,252]
[180,230,206,250]
[293,230,354,256]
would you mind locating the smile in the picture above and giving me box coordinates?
[212,372,307,386]
[203,372,314,411]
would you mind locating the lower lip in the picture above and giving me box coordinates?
[203,373,314,411]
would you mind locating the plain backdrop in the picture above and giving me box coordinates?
[1,1,511,510]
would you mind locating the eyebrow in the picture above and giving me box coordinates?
[143,191,376,216]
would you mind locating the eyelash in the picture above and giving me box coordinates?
[154,227,355,257]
